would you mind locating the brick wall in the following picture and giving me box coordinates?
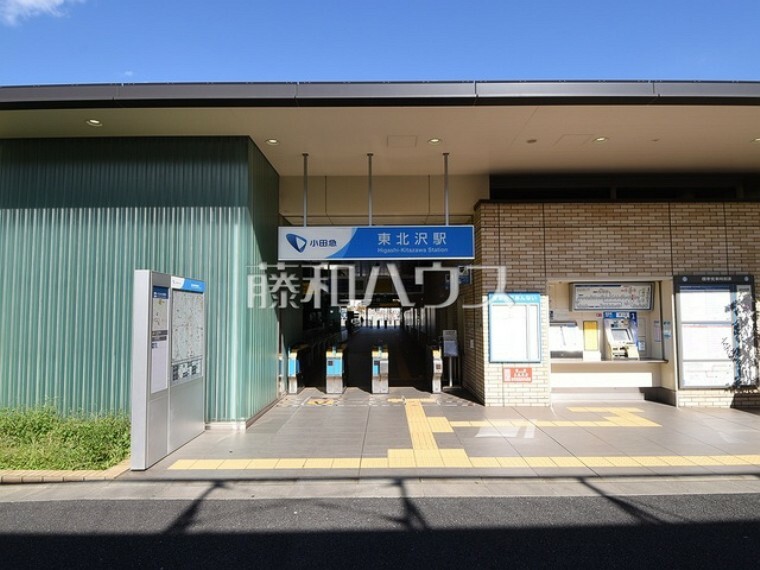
[471,201,760,408]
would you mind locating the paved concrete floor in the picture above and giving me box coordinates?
[120,385,760,482]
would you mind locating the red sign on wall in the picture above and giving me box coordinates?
[504,367,533,383]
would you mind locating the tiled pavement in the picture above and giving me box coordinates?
[119,386,760,481]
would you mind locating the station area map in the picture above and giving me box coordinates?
[171,291,205,363]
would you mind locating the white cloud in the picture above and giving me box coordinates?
[1,0,83,26]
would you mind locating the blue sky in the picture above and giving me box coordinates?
[1,0,759,86]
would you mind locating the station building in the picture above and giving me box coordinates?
[1,81,759,427]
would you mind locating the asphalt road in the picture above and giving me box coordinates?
[1,494,759,568]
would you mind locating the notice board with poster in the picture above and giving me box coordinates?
[489,292,542,363]
[675,275,757,388]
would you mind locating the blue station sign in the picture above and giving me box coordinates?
[278,225,475,261]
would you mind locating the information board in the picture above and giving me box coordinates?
[489,292,541,363]
[131,271,206,471]
[150,287,169,394]
[171,290,205,385]
[675,275,756,388]
[571,282,654,311]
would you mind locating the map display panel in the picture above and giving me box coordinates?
[171,290,205,384]
[572,283,654,311]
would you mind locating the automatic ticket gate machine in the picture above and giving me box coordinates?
[287,343,309,394]
[428,346,443,393]
[603,312,640,360]
[325,343,347,394]
[372,344,389,394]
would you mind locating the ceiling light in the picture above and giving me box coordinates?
[753,138,760,143]
[265,139,280,146]
[593,136,608,143]
[526,139,538,144]
[427,138,442,145]
[85,119,103,127]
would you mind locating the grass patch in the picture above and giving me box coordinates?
[0,407,130,470]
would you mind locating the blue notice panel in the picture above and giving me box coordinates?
[171,276,206,293]
[278,225,474,260]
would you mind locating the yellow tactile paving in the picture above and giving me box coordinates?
[275,458,306,469]
[446,408,660,430]
[188,459,224,470]
[331,458,361,469]
[440,449,472,468]
[469,457,501,468]
[414,456,446,468]
[551,456,586,468]
[123,453,760,472]
[496,456,530,468]
[683,456,723,466]
[658,456,697,466]
[388,449,417,468]
[577,456,615,468]
[524,457,558,468]
[218,459,252,470]
[711,455,752,466]
[605,456,643,467]
[736,455,760,463]
[360,458,389,468]
[248,459,279,469]
[427,416,454,433]
[405,399,443,452]
[303,458,334,469]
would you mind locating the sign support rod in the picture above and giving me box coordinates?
[302,153,309,227]
[368,153,374,227]
[443,152,450,226]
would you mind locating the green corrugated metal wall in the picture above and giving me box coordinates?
[0,137,280,421]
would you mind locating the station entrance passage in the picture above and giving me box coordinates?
[294,324,440,394]
[345,326,426,392]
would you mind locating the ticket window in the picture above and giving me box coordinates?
[550,321,583,359]
[604,316,640,360]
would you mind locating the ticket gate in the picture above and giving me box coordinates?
[325,343,347,394]
[372,344,389,394]
[287,343,309,394]
[428,346,443,393]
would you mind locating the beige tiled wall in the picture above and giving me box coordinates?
[472,201,760,407]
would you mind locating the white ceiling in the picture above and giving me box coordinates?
[2,104,760,176]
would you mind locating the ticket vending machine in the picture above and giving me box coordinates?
[603,311,640,360]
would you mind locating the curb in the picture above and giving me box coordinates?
[0,460,131,484]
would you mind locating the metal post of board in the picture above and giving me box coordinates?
[303,153,309,227]
[442,329,458,389]
[443,152,450,226]
[367,153,374,226]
